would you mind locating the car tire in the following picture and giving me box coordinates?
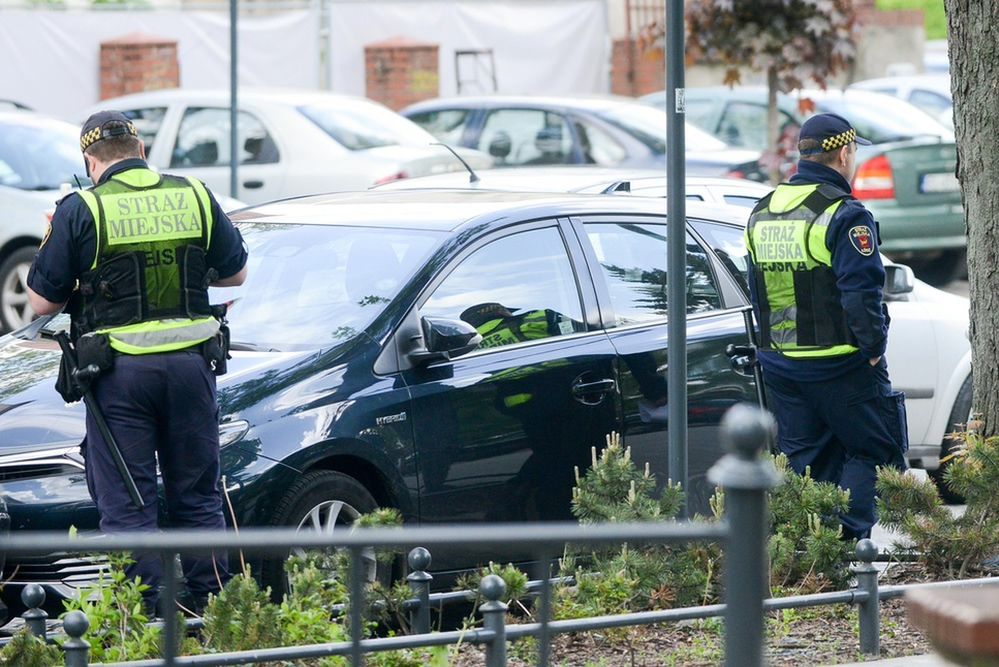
[260,470,385,600]
[911,249,965,287]
[930,374,972,504]
[0,246,38,333]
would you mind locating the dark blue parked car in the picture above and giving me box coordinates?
[0,189,757,616]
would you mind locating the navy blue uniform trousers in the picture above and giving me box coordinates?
[83,349,228,604]
[763,358,908,539]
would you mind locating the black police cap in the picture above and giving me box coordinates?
[80,110,138,153]
[797,112,871,156]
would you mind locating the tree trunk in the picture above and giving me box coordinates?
[766,66,780,184]
[944,0,999,436]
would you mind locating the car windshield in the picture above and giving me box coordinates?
[298,101,437,150]
[210,224,442,351]
[0,117,85,190]
[814,94,954,143]
[596,104,729,153]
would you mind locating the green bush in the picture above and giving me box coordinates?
[877,427,999,578]
[769,454,854,592]
[0,628,62,666]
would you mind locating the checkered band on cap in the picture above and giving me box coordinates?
[79,121,137,152]
[820,128,856,153]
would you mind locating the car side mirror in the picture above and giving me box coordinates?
[488,132,512,159]
[884,263,915,298]
[409,316,482,365]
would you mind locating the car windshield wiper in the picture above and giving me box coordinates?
[229,341,281,352]
[15,315,59,340]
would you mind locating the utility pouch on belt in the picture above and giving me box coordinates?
[55,352,84,404]
[54,333,113,403]
[202,304,231,376]
[76,333,115,374]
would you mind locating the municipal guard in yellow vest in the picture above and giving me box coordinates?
[26,110,248,614]
[745,113,908,540]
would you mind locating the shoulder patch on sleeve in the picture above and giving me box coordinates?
[39,221,52,249]
[848,225,875,256]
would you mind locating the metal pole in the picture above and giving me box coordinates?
[665,0,688,515]
[406,547,433,635]
[349,547,364,667]
[229,0,239,198]
[709,404,780,667]
[163,551,178,667]
[852,539,881,656]
[480,575,508,667]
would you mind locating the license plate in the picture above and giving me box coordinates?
[919,172,960,193]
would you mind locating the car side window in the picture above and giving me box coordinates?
[689,219,751,295]
[719,102,796,150]
[908,90,952,116]
[572,119,626,165]
[170,107,279,168]
[406,109,470,145]
[584,223,722,324]
[475,109,571,167]
[121,107,166,156]
[722,194,764,208]
[421,226,586,351]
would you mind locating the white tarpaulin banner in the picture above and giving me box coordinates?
[327,0,609,98]
[0,9,320,117]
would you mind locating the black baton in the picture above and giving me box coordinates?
[54,332,145,509]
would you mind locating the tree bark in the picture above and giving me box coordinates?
[944,0,999,435]
[767,66,780,184]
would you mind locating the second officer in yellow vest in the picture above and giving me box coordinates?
[745,113,908,540]
[26,110,248,615]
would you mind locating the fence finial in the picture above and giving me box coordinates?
[21,584,48,639]
[62,610,90,667]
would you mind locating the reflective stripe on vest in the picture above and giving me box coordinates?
[746,183,858,359]
[98,317,220,355]
[77,169,216,355]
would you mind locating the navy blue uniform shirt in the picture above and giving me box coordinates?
[749,159,889,381]
[28,158,247,305]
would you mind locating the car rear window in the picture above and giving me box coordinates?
[299,101,436,150]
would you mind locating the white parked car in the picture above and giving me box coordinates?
[84,88,493,205]
[0,110,87,332]
[848,75,954,130]
[380,167,972,488]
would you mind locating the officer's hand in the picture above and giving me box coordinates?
[868,356,881,366]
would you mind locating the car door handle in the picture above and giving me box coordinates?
[571,378,617,397]
[243,180,264,189]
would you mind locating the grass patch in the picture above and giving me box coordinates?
[875,0,947,40]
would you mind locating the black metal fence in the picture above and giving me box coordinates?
[2,404,996,666]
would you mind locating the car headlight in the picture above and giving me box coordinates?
[219,420,249,447]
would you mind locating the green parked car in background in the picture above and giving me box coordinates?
[643,87,964,285]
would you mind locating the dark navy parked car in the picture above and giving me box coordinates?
[0,189,757,616]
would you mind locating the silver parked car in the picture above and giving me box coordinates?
[84,88,493,205]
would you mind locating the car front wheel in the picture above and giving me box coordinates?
[261,470,383,600]
[0,246,38,333]
[930,374,973,504]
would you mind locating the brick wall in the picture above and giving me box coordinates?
[100,32,179,100]
[365,37,439,111]
[611,37,664,97]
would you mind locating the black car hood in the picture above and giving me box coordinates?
[0,337,309,451]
